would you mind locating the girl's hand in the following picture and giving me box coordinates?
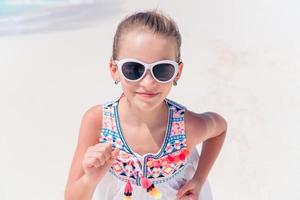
[82,143,120,182]
[176,179,203,200]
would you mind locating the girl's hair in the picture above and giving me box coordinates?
[112,10,182,62]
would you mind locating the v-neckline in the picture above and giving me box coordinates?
[114,97,172,160]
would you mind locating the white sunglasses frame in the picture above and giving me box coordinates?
[114,58,179,83]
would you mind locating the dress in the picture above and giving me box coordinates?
[92,96,213,200]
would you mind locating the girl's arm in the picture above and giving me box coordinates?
[178,111,227,198]
[192,112,227,187]
[64,105,114,200]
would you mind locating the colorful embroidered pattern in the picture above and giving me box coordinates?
[100,97,189,186]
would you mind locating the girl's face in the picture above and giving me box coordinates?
[110,30,183,111]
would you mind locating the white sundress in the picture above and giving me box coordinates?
[92,97,213,200]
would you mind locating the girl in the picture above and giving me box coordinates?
[65,10,227,200]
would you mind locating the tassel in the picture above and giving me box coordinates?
[148,185,162,199]
[141,176,162,199]
[123,180,133,200]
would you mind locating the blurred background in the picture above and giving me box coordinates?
[0,0,299,199]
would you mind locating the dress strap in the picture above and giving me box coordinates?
[100,95,125,149]
[165,99,186,138]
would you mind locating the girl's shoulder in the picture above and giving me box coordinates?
[86,97,118,118]
[185,110,227,149]
[83,104,103,122]
[79,104,103,138]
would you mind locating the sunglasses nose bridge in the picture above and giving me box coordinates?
[141,63,154,77]
[139,65,157,84]
[144,63,154,70]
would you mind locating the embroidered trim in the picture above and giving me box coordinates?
[100,97,189,186]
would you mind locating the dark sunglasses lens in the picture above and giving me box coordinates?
[122,62,145,80]
[153,63,175,82]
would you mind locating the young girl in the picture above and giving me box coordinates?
[65,10,227,200]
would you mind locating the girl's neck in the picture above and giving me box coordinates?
[118,95,168,129]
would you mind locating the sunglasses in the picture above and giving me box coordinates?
[114,58,179,83]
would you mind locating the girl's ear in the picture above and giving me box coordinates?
[175,61,184,81]
[109,58,120,81]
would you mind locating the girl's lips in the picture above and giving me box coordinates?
[136,92,158,98]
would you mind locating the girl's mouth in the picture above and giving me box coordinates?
[135,92,158,98]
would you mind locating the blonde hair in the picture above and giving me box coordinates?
[112,10,182,62]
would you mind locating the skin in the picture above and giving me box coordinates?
[64,30,227,200]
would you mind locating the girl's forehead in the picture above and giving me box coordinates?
[117,31,177,62]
